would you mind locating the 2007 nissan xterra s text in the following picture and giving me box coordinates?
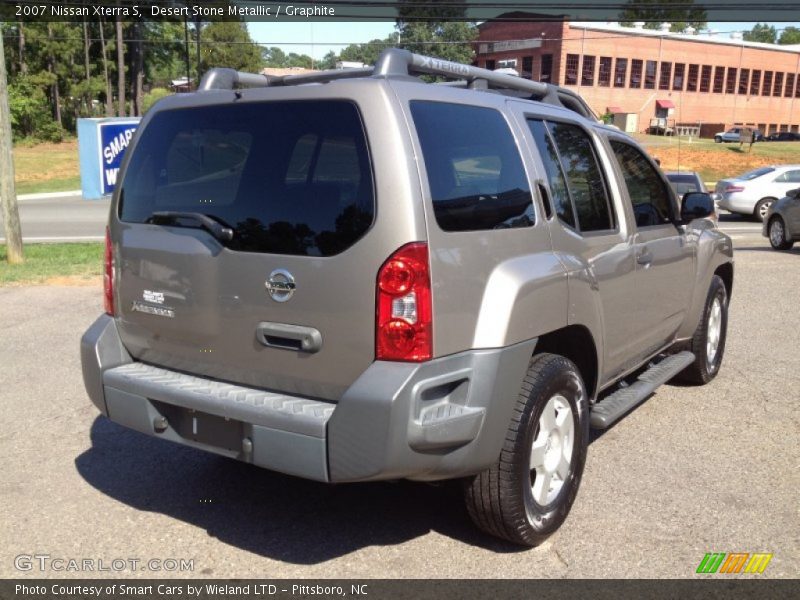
[81,49,733,546]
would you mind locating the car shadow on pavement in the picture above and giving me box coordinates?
[733,246,800,255]
[75,417,527,563]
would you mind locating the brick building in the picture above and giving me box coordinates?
[475,20,800,135]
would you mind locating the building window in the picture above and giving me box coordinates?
[773,72,784,97]
[614,58,628,88]
[750,70,761,95]
[673,63,685,90]
[713,67,725,93]
[796,75,800,97]
[762,71,773,96]
[598,57,612,87]
[785,73,795,97]
[541,54,553,83]
[739,69,750,95]
[700,65,712,92]
[565,54,579,85]
[686,64,699,91]
[659,62,672,90]
[581,55,596,86]
[630,59,643,88]
[725,68,737,94]
[521,56,533,79]
[645,60,657,89]
[485,59,495,70]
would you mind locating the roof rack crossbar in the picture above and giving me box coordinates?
[196,49,596,120]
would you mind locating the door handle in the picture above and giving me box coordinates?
[636,250,654,266]
[256,322,322,353]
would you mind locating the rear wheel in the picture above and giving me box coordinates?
[676,275,728,385]
[464,353,589,546]
[754,198,776,222]
[768,216,794,250]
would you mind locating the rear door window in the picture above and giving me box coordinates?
[410,101,534,232]
[119,101,374,256]
[546,122,615,232]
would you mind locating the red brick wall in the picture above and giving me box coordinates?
[476,22,800,133]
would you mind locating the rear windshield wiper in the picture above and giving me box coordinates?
[146,211,234,243]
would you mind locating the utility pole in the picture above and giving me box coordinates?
[0,31,24,263]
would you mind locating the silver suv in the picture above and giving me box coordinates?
[81,49,734,546]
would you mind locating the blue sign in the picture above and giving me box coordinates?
[98,121,139,195]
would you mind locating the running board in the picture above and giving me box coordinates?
[590,351,695,429]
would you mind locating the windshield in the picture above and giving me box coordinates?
[738,167,775,181]
[119,100,375,256]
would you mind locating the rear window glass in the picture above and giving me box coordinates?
[739,167,775,181]
[119,101,374,256]
[410,101,534,232]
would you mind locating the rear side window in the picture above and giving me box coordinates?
[119,101,374,256]
[410,101,534,232]
[527,120,576,228]
[546,122,614,232]
[610,141,674,227]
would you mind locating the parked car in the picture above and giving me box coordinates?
[715,165,800,221]
[765,131,800,142]
[763,188,800,250]
[713,127,764,143]
[665,171,718,220]
[80,48,733,547]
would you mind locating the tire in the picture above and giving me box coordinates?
[714,136,722,143]
[768,216,794,250]
[754,198,776,222]
[675,275,728,385]
[464,353,589,546]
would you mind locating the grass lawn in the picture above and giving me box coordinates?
[633,135,800,182]
[13,139,81,195]
[0,243,103,285]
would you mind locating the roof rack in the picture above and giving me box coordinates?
[198,48,597,120]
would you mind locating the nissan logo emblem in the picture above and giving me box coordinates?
[265,269,296,302]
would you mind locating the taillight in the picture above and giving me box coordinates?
[725,185,745,193]
[376,242,432,362]
[104,227,115,316]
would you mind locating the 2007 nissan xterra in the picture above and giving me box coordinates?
[81,49,733,546]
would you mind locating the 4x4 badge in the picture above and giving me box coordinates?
[265,269,296,302]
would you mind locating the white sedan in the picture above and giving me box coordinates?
[715,165,800,221]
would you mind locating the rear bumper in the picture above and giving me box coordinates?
[717,194,755,214]
[81,315,536,483]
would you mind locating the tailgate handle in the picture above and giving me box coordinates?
[256,322,322,353]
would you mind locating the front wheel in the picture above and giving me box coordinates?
[714,136,722,143]
[675,275,729,385]
[464,353,589,546]
[768,216,794,250]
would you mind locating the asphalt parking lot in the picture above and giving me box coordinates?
[1,239,797,579]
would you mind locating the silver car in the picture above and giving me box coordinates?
[716,165,800,221]
[80,49,733,547]
[763,188,800,250]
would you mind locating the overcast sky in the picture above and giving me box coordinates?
[248,21,800,60]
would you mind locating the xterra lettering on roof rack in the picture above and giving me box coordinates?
[196,48,598,121]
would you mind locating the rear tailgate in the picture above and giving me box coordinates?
[112,98,389,400]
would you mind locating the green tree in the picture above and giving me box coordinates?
[778,27,800,45]
[317,50,338,70]
[618,0,707,32]
[199,22,262,74]
[743,23,777,44]
[339,37,394,66]
[396,22,477,64]
[262,46,287,67]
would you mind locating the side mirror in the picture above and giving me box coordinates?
[681,192,715,221]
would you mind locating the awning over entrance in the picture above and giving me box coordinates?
[607,106,622,113]
[656,99,675,109]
